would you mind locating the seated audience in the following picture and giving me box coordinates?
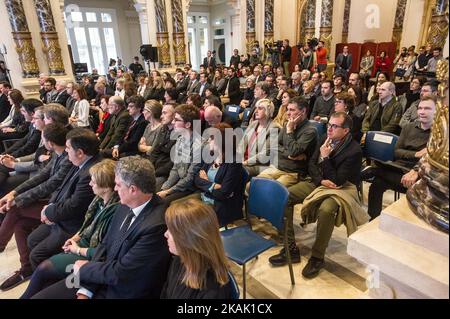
[99,96,132,152]
[30,156,171,299]
[20,159,120,299]
[333,92,363,142]
[69,84,90,128]
[310,80,336,122]
[362,81,402,137]
[367,96,436,219]
[0,81,12,123]
[138,100,163,156]
[397,77,423,114]
[0,89,28,148]
[157,104,201,204]
[273,89,298,129]
[161,199,232,299]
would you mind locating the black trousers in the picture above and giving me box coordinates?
[367,168,407,220]
[27,224,71,270]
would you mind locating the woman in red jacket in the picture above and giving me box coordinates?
[374,51,392,75]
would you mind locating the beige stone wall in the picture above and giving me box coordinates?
[0,0,74,98]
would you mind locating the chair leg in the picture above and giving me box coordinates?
[284,239,296,286]
[242,263,246,299]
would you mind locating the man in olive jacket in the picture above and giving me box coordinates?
[362,81,402,136]
[99,96,132,151]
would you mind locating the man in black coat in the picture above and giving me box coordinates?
[0,81,11,123]
[203,50,216,71]
[223,68,241,105]
[26,128,100,270]
[31,156,171,299]
[99,96,132,151]
[269,112,365,279]
[53,81,71,106]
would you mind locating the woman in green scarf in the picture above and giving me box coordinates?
[21,159,119,299]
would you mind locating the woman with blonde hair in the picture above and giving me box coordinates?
[139,100,163,155]
[161,199,232,299]
[273,88,298,128]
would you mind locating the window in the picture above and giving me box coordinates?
[187,13,210,70]
[214,29,224,36]
[64,8,120,74]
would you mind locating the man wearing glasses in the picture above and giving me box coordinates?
[269,112,369,279]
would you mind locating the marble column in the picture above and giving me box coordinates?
[392,0,408,51]
[155,0,171,67]
[34,0,65,75]
[342,0,351,43]
[426,0,449,49]
[302,0,316,44]
[134,2,150,45]
[246,0,256,55]
[5,0,39,78]
[171,0,186,66]
[264,0,274,46]
[407,59,449,234]
[319,0,333,51]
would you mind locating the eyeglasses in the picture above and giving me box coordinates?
[327,123,346,130]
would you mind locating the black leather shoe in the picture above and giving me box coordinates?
[269,246,301,267]
[0,270,32,291]
[361,166,376,182]
[302,257,325,279]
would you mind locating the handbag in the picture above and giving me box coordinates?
[394,67,407,77]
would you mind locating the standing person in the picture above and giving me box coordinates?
[335,46,353,77]
[315,41,328,72]
[128,56,144,77]
[203,50,216,71]
[281,39,292,77]
[161,199,232,299]
[230,49,240,70]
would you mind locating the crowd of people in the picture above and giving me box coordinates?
[0,41,445,298]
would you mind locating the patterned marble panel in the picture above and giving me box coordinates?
[171,0,184,33]
[264,0,274,33]
[393,0,407,29]
[34,0,56,32]
[305,0,316,29]
[5,0,29,32]
[342,0,351,34]
[247,0,255,32]
[320,0,333,28]
[433,0,448,16]
[155,0,168,33]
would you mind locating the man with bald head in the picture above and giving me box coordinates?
[204,105,239,129]
[362,81,402,135]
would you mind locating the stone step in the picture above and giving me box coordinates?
[347,219,449,299]
[379,197,449,257]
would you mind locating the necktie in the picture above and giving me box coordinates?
[124,120,137,141]
[110,210,135,255]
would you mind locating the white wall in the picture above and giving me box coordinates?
[401,0,425,49]
[347,0,396,43]
[66,0,142,66]
[274,0,297,43]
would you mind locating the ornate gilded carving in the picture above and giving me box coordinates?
[5,0,40,77]
[13,32,40,77]
[173,32,186,66]
[157,32,171,67]
[319,27,332,52]
[407,58,449,233]
[246,32,256,56]
[426,12,449,49]
[40,32,65,75]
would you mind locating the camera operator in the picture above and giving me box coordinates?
[315,41,328,72]
[265,41,281,69]
[280,39,292,77]
[300,38,318,72]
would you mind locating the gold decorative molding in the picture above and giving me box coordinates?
[157,32,171,67]
[13,32,40,78]
[341,33,348,44]
[173,32,186,66]
[426,12,449,49]
[246,31,256,55]
[319,26,332,51]
[41,32,65,75]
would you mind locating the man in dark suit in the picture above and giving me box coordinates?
[25,128,100,271]
[224,68,241,105]
[230,49,240,70]
[53,81,71,106]
[175,70,189,95]
[0,81,12,123]
[186,71,200,95]
[31,156,171,299]
[335,46,353,78]
[99,96,132,151]
[42,78,58,104]
[112,95,148,158]
[0,124,74,290]
[203,50,216,71]
[195,72,211,98]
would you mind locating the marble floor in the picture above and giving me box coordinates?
[0,183,399,299]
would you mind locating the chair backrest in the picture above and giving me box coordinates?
[365,131,399,162]
[228,271,240,299]
[247,178,289,231]
[309,120,327,138]
[224,104,241,120]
